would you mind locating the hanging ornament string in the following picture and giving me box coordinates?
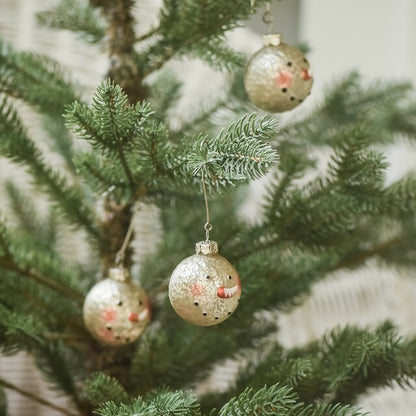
[168,171,242,326]
[115,217,136,266]
[201,172,212,241]
[263,1,275,34]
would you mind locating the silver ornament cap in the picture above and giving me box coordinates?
[244,33,313,113]
[83,267,151,346]
[169,241,242,326]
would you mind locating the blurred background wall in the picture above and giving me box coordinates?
[1,1,416,415]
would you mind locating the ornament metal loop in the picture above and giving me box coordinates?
[262,1,274,34]
[262,10,273,25]
[204,222,213,241]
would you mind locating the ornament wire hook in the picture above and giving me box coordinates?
[201,172,212,241]
[115,216,135,266]
[263,1,274,34]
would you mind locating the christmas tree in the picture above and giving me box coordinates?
[1,1,416,415]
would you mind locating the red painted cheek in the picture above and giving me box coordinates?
[276,70,293,88]
[189,283,204,296]
[101,308,117,322]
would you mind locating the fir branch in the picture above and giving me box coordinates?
[0,257,83,304]
[279,72,416,147]
[142,0,269,75]
[148,70,182,123]
[0,96,98,238]
[0,304,46,353]
[96,390,200,416]
[36,0,106,44]
[42,115,76,173]
[172,113,278,185]
[66,79,154,193]
[0,217,11,258]
[5,181,58,250]
[0,377,77,416]
[0,39,79,116]
[85,373,130,406]
[262,134,386,247]
[35,341,86,409]
[291,403,368,416]
[217,383,367,416]
[217,384,298,415]
[183,36,246,71]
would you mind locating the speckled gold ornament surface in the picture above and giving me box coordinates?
[244,33,313,113]
[169,241,241,326]
[83,268,150,346]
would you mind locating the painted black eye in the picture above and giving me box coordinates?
[290,96,295,101]
[203,312,207,316]
[287,61,292,66]
[228,311,232,315]
[138,300,143,306]
[194,301,199,306]
[206,275,210,279]
[115,335,120,340]
[281,88,287,93]
[106,326,112,331]
[215,316,219,320]
[116,300,123,306]
[228,275,232,280]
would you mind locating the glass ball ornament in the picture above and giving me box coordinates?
[169,240,242,326]
[83,267,150,346]
[244,33,313,113]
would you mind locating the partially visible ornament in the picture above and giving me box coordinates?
[244,33,313,113]
[83,267,150,346]
[169,240,241,326]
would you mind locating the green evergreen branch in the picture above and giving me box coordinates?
[42,115,77,173]
[85,373,130,406]
[262,134,386,247]
[184,36,246,71]
[279,72,416,147]
[172,113,278,185]
[5,182,58,250]
[66,79,155,193]
[0,96,98,238]
[0,377,77,416]
[0,39,79,115]
[217,384,298,415]
[36,0,106,44]
[96,390,200,416]
[35,342,86,412]
[142,1,268,75]
[116,140,136,190]
[0,257,83,304]
[0,218,11,258]
[217,383,367,416]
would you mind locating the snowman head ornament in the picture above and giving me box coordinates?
[169,241,242,326]
[83,267,150,346]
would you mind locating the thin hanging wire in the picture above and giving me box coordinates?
[263,1,275,34]
[201,172,212,241]
[115,217,135,266]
